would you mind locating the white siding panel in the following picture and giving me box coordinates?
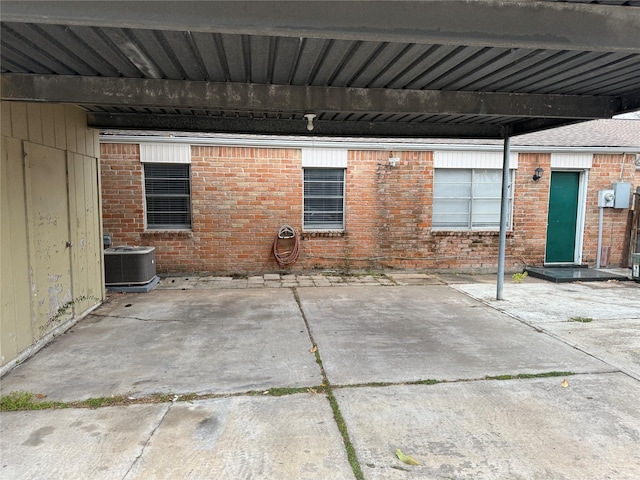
[551,153,592,169]
[434,150,518,169]
[302,148,348,168]
[140,143,191,163]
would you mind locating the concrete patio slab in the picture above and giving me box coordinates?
[156,276,197,289]
[337,372,640,479]
[298,286,612,386]
[0,289,321,401]
[454,281,640,379]
[542,318,640,379]
[387,273,442,285]
[2,277,639,480]
[125,394,353,480]
[0,404,168,479]
[454,281,640,323]
[432,272,547,285]
[0,394,353,480]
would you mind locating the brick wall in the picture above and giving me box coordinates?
[100,143,637,274]
[512,153,552,266]
[100,144,145,247]
[583,154,637,266]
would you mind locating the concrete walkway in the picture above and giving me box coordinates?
[1,272,639,479]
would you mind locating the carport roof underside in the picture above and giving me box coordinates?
[2,1,640,139]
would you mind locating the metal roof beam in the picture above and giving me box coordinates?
[87,113,506,139]
[2,1,639,53]
[1,74,621,119]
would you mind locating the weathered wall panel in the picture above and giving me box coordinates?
[25,142,74,332]
[68,152,103,315]
[53,104,67,150]
[1,100,103,372]
[41,105,56,148]
[1,137,32,365]
[1,103,12,137]
[9,103,28,140]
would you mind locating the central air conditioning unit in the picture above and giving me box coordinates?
[104,246,156,285]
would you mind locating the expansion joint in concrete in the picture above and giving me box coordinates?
[121,403,173,479]
[290,287,365,480]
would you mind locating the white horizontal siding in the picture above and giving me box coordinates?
[140,143,191,163]
[551,153,592,169]
[434,150,518,169]
[302,148,348,168]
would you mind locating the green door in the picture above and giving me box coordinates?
[545,171,580,263]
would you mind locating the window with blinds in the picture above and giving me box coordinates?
[303,168,345,230]
[144,163,192,229]
[432,168,512,230]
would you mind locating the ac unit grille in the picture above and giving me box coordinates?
[105,247,156,285]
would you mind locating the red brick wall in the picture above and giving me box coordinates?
[100,143,637,274]
[583,154,637,266]
[100,144,145,246]
[512,153,552,266]
[101,144,304,274]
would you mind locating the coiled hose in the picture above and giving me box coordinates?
[273,225,300,267]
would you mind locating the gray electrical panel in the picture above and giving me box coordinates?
[613,182,631,209]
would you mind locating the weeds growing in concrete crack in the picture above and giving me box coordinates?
[39,295,98,337]
[292,287,365,480]
[485,371,574,381]
[569,316,593,323]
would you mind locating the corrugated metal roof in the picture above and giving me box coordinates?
[2,1,640,138]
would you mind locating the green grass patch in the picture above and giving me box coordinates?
[0,391,68,411]
[569,316,593,323]
[0,386,331,412]
[485,371,574,381]
[263,387,319,397]
[308,342,364,480]
[409,379,440,386]
[326,387,364,480]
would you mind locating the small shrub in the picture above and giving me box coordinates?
[512,272,528,283]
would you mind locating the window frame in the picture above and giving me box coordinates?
[302,167,346,231]
[143,162,193,230]
[432,167,514,231]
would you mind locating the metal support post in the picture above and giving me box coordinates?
[497,129,511,300]
[596,206,604,268]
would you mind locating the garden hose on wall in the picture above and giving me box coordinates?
[273,225,300,267]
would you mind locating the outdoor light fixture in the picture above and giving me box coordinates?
[304,113,316,131]
[533,167,544,181]
[388,151,400,167]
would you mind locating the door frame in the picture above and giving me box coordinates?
[545,169,588,265]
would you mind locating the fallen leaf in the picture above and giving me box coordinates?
[35,393,47,399]
[309,345,318,353]
[396,448,420,465]
[561,379,569,388]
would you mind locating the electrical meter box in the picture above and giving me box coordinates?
[612,182,631,209]
[598,189,615,208]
